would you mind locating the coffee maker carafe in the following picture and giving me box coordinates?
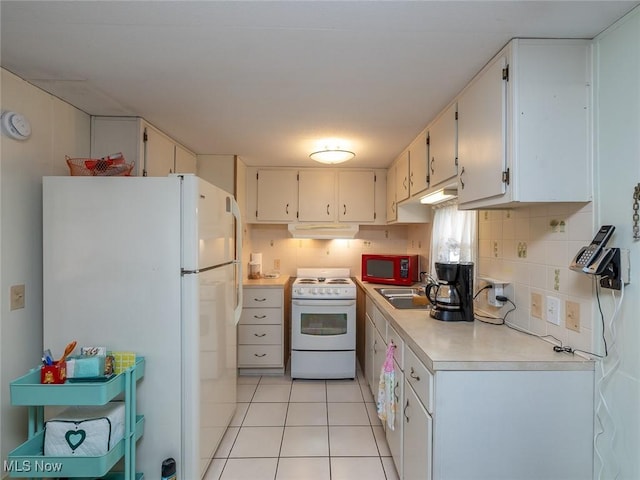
[425,262,474,322]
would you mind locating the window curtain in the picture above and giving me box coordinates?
[429,203,477,275]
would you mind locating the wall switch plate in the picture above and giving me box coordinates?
[546,296,561,325]
[10,284,25,310]
[273,259,281,270]
[566,300,581,332]
[531,292,543,319]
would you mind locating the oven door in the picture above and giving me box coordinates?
[291,299,356,350]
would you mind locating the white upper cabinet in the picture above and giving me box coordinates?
[144,126,176,177]
[427,102,458,188]
[298,170,335,221]
[338,170,376,222]
[386,163,397,222]
[408,130,429,196]
[457,39,592,209]
[246,167,382,224]
[256,169,298,222]
[395,149,410,203]
[91,116,196,177]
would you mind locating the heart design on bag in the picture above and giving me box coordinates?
[65,429,87,451]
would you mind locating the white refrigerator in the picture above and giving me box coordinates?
[42,174,242,479]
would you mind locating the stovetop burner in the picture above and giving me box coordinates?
[292,268,356,299]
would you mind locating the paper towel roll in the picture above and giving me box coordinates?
[250,253,262,264]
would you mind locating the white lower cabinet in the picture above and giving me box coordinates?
[403,378,433,480]
[238,286,284,373]
[387,358,404,478]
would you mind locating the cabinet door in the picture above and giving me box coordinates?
[428,102,458,187]
[403,382,433,480]
[256,169,298,222]
[409,131,429,196]
[386,166,397,222]
[395,150,410,202]
[457,52,508,204]
[145,126,176,177]
[365,314,375,392]
[338,170,376,222]
[298,170,335,221]
[175,144,197,174]
[386,359,404,479]
[372,329,386,398]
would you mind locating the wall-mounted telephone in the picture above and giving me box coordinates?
[570,225,615,275]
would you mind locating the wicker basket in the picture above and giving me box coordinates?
[66,153,133,176]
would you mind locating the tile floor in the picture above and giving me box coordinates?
[203,366,400,480]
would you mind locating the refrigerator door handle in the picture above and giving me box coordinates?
[227,196,243,324]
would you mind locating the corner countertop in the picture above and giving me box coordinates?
[356,277,594,373]
[243,275,290,288]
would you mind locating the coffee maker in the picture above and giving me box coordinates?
[425,262,474,322]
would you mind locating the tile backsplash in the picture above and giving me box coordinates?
[476,203,596,353]
[245,223,430,278]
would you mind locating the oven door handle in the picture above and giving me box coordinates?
[292,300,356,307]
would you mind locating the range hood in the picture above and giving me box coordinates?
[288,223,359,239]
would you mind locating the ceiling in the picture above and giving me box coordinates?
[1,1,638,169]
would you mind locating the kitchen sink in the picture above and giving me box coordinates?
[374,287,431,310]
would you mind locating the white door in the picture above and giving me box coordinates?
[256,169,298,221]
[428,102,458,187]
[409,131,429,196]
[403,382,433,480]
[338,170,376,222]
[291,300,356,350]
[298,170,335,221]
[195,264,237,477]
[145,125,176,176]
[457,52,508,204]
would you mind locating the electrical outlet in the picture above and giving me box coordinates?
[531,292,543,319]
[546,296,561,325]
[273,259,280,270]
[10,284,25,310]
[566,301,581,332]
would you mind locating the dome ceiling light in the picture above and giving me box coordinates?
[309,148,355,165]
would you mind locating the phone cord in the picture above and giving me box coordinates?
[633,183,639,241]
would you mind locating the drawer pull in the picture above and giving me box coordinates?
[254,333,267,337]
[254,315,267,319]
[394,382,400,402]
[410,367,421,381]
[404,399,410,422]
[254,353,267,357]
[254,298,267,302]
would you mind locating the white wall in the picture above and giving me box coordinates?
[593,7,640,479]
[477,204,596,351]
[197,154,236,195]
[0,68,90,473]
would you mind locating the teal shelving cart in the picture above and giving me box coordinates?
[7,357,145,480]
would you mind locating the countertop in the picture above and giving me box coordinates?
[356,278,594,373]
[243,275,290,288]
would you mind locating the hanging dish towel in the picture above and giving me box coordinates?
[377,342,396,430]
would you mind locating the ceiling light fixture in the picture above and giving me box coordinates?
[419,188,458,205]
[309,148,355,164]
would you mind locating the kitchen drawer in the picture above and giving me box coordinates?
[239,307,282,325]
[238,345,283,367]
[238,325,282,345]
[386,323,405,370]
[243,288,282,308]
[405,345,434,414]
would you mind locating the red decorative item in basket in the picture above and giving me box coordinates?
[66,152,133,176]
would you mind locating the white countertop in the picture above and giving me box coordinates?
[356,278,594,373]
[243,275,290,288]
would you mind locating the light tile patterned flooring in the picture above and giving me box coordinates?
[204,366,400,480]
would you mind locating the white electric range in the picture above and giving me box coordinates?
[291,268,357,379]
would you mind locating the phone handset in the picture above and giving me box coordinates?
[569,225,615,274]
